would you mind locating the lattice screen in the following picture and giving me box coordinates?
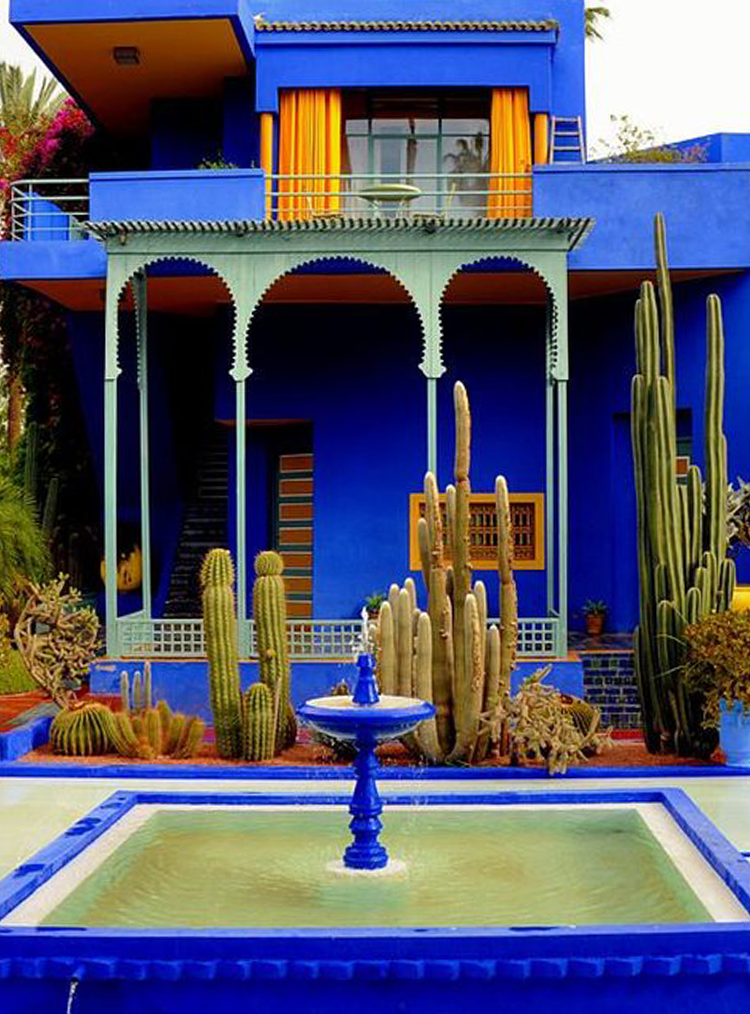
[409,493,544,571]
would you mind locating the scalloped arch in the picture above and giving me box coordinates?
[243,254,428,369]
[438,254,560,378]
[115,255,236,308]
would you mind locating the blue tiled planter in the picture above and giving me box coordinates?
[720,700,750,767]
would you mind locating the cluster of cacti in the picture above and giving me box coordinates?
[253,550,296,752]
[200,547,297,761]
[201,548,243,758]
[632,214,736,756]
[49,667,205,760]
[372,382,517,764]
[494,668,612,776]
[114,666,205,760]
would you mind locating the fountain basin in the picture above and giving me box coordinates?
[298,694,435,741]
[2,788,750,1013]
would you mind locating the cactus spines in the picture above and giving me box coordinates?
[376,600,396,694]
[253,549,291,754]
[144,708,163,754]
[174,717,205,759]
[157,699,172,739]
[495,476,518,695]
[243,682,275,761]
[396,588,413,696]
[420,471,453,755]
[50,703,115,756]
[119,671,130,713]
[110,709,145,758]
[201,548,243,759]
[143,660,153,712]
[449,591,485,763]
[132,670,143,713]
[413,612,439,761]
[632,215,736,756]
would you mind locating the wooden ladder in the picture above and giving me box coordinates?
[550,115,585,162]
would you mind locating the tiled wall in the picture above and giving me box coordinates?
[582,651,640,730]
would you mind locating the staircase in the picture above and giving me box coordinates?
[163,424,229,618]
[550,115,585,163]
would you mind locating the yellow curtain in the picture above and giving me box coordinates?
[278,88,341,220]
[533,112,550,166]
[260,112,274,218]
[488,89,533,218]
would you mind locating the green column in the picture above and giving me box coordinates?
[133,271,152,618]
[557,379,569,655]
[427,377,437,478]
[545,371,555,618]
[235,376,249,656]
[104,274,121,655]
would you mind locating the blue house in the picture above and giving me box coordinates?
[2,0,749,709]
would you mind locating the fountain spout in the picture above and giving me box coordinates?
[352,653,379,705]
[298,653,435,872]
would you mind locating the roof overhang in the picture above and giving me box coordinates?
[10,0,255,135]
[86,216,595,252]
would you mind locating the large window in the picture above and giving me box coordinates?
[344,91,491,213]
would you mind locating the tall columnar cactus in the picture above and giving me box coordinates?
[374,381,518,764]
[201,548,243,758]
[632,214,736,756]
[253,550,294,753]
[242,682,275,761]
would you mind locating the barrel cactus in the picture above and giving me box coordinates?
[201,548,243,758]
[253,550,294,752]
[50,702,115,756]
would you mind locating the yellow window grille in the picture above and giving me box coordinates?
[408,492,544,571]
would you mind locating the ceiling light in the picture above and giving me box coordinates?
[113,47,141,66]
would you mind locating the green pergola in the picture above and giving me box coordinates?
[89,215,593,658]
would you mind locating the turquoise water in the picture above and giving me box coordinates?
[41,807,712,928]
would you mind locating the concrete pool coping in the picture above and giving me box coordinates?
[4,760,750,779]
[3,788,750,928]
[3,797,748,927]
[5,785,750,1011]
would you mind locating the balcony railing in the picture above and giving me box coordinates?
[8,170,534,240]
[9,178,89,240]
[117,615,561,659]
[267,171,533,219]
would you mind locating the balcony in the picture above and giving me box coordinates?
[8,169,534,241]
[8,178,90,241]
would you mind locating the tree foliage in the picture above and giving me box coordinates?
[0,472,48,604]
[585,6,611,41]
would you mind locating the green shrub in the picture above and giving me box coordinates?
[684,610,750,725]
[0,649,35,695]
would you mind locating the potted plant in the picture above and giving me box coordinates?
[364,592,386,620]
[582,599,607,636]
[684,610,750,766]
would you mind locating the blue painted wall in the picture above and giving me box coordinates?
[535,164,750,270]
[568,271,750,633]
[65,262,750,635]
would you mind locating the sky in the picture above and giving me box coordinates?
[1,0,749,151]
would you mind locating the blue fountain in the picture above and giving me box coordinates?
[298,654,435,871]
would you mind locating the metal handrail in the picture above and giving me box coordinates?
[9,178,89,240]
[267,170,533,218]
